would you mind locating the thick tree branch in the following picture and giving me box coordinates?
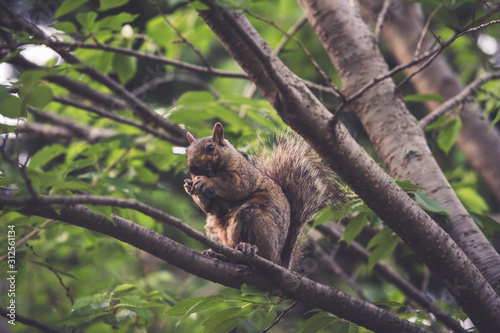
[363,0,500,206]
[190,1,500,330]
[0,192,430,333]
[296,0,500,306]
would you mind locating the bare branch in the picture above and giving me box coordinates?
[0,307,62,333]
[374,0,391,42]
[147,0,212,69]
[26,243,74,305]
[26,108,115,142]
[336,18,500,112]
[316,223,467,333]
[52,96,186,145]
[420,71,500,129]
[0,1,187,142]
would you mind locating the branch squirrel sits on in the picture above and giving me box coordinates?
[184,122,344,270]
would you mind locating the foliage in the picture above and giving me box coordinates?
[0,0,499,332]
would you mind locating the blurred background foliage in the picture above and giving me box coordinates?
[0,0,499,332]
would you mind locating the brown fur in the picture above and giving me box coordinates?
[184,123,342,269]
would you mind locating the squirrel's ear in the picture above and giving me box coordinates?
[187,132,196,144]
[213,122,225,145]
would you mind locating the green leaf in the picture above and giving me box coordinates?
[110,284,136,294]
[300,311,337,333]
[0,96,22,118]
[394,178,426,191]
[97,13,139,31]
[368,234,399,271]
[29,144,66,169]
[366,227,393,251]
[0,49,22,63]
[27,84,53,108]
[413,192,450,216]
[312,206,336,228]
[165,295,227,317]
[254,307,276,330]
[76,11,98,34]
[438,117,462,154]
[424,114,450,131]
[489,102,500,132]
[85,205,114,224]
[99,0,130,11]
[471,213,500,238]
[52,21,78,34]
[372,301,405,309]
[202,307,247,333]
[188,1,211,10]
[54,0,88,18]
[177,91,215,106]
[455,187,489,214]
[403,93,444,103]
[240,284,266,296]
[340,213,368,246]
[113,53,137,85]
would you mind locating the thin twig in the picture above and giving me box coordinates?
[0,2,186,140]
[0,133,38,201]
[414,3,443,57]
[147,0,212,69]
[26,243,74,305]
[0,307,62,333]
[131,73,219,98]
[0,219,53,262]
[262,301,298,333]
[243,16,308,103]
[244,10,344,101]
[310,241,369,301]
[419,71,500,129]
[28,108,115,143]
[52,96,185,145]
[336,18,500,113]
[374,0,391,43]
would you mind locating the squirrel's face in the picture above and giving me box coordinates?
[186,137,224,177]
[186,122,228,177]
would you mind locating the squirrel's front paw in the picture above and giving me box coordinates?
[192,176,216,198]
[236,242,259,256]
[184,179,194,194]
[202,250,226,260]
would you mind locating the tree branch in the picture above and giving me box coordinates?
[420,71,500,129]
[52,96,185,145]
[190,1,500,330]
[0,1,187,143]
[316,223,467,333]
[0,191,431,333]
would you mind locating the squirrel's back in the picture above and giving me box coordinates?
[252,132,343,269]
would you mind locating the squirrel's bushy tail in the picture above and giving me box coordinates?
[253,131,344,269]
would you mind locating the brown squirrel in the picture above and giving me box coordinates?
[184,123,342,270]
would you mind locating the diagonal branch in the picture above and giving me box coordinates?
[420,71,500,129]
[0,191,431,333]
[0,1,187,143]
[190,1,500,330]
[52,96,185,145]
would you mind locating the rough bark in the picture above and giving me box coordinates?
[295,0,500,298]
[0,193,430,333]
[191,1,500,330]
[371,0,500,205]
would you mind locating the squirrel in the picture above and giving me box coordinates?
[184,122,343,270]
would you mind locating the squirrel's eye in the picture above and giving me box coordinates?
[206,144,215,153]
